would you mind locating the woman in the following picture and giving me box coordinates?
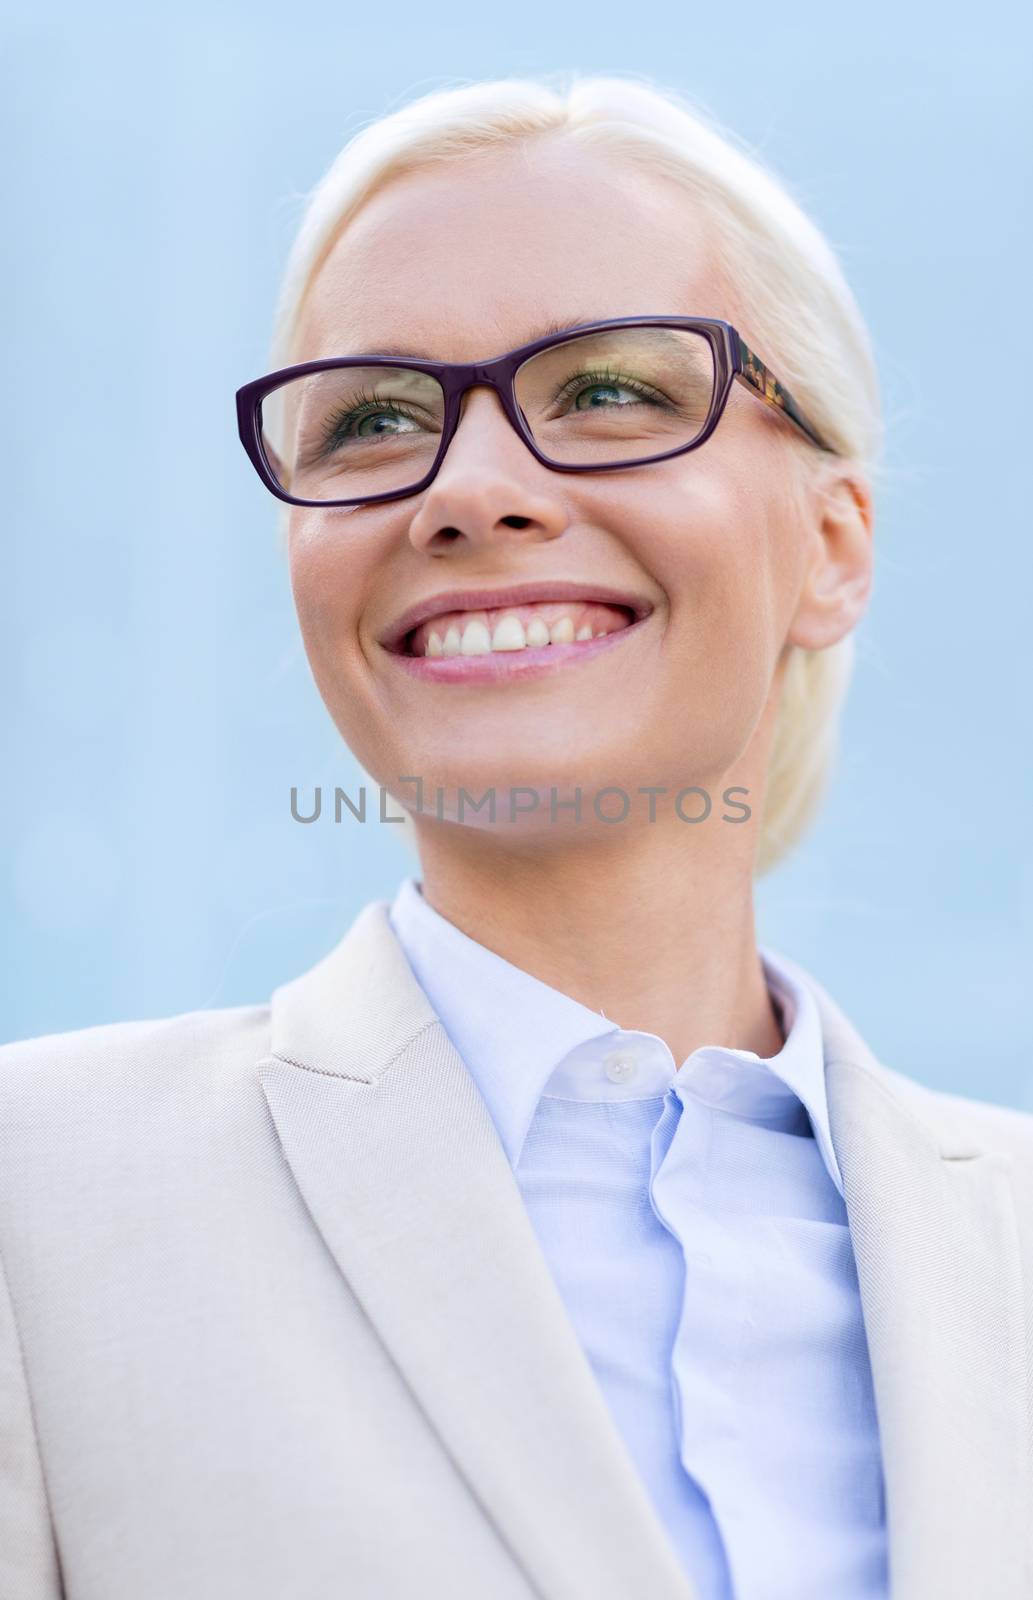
[2,73,1030,1600]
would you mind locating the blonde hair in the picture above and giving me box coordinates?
[265,72,882,876]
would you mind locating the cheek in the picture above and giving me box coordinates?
[633,467,778,633]
[287,512,368,658]
[633,459,799,752]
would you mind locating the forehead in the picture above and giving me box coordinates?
[294,138,728,364]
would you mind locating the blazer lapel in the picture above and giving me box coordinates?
[811,977,1031,1599]
[260,897,1031,1600]
[260,900,699,1600]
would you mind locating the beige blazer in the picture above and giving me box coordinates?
[1,898,1031,1600]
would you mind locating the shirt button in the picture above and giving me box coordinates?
[604,1053,639,1084]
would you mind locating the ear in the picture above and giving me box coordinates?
[785,463,874,651]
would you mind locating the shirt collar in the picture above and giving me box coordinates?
[388,875,843,1197]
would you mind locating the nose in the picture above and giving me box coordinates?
[406,383,570,557]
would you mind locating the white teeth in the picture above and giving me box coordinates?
[459,619,492,655]
[418,606,631,656]
[491,615,526,651]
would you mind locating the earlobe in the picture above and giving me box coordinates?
[786,469,874,651]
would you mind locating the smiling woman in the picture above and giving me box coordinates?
[3,69,1033,1600]
[261,78,881,878]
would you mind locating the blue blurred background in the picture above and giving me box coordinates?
[3,2,1031,1109]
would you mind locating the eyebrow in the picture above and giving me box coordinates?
[345,315,600,361]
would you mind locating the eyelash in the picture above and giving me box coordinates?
[318,387,422,447]
[553,366,664,406]
[320,365,665,447]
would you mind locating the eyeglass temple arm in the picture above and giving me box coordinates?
[732,333,837,454]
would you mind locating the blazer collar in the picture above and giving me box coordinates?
[261,898,1031,1600]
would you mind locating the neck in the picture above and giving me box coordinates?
[410,813,784,1067]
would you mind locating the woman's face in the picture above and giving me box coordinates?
[287,137,870,842]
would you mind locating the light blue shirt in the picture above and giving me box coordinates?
[389,876,889,1599]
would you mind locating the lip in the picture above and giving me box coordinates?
[384,608,654,683]
[377,580,655,656]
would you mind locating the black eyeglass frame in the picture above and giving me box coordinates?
[235,315,838,510]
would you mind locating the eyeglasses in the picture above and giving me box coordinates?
[235,316,837,509]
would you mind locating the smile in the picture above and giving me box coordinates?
[384,602,653,683]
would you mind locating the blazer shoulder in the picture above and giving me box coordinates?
[930,1082,1033,1153]
[879,1058,1033,1158]
[0,1000,273,1110]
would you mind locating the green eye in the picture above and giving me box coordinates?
[321,394,423,451]
[556,367,670,413]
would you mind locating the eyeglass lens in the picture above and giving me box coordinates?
[258,325,717,503]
